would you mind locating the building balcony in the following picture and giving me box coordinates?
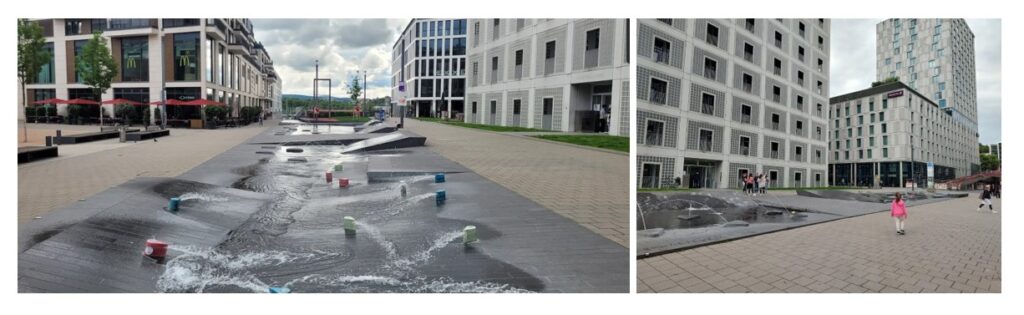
[648,90,666,104]
[206,19,229,41]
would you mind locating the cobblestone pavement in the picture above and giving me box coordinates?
[638,193,1001,293]
[402,118,629,247]
[18,124,272,223]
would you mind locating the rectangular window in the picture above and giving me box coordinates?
[770,142,780,159]
[657,19,673,26]
[798,46,805,62]
[645,119,665,146]
[817,58,824,72]
[796,120,804,134]
[706,23,719,46]
[173,32,199,81]
[490,56,499,84]
[774,31,783,48]
[743,43,754,62]
[513,99,521,115]
[514,49,524,79]
[741,104,752,124]
[699,129,714,152]
[883,148,888,158]
[543,98,553,115]
[772,86,781,103]
[121,36,149,82]
[745,19,755,32]
[649,78,667,104]
[799,22,806,37]
[585,29,600,68]
[742,73,753,93]
[773,59,782,76]
[653,37,671,64]
[701,93,715,115]
[703,58,717,80]
[544,41,556,75]
[36,43,54,84]
[797,71,804,86]
[882,123,887,133]
[771,113,781,130]
[739,136,751,155]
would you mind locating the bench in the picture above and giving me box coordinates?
[52,129,139,144]
[125,129,170,141]
[18,146,58,163]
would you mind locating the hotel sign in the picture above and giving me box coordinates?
[887,90,904,98]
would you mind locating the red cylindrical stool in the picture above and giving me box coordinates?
[339,178,350,188]
[144,239,168,259]
[326,172,333,183]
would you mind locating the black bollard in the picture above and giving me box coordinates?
[56,130,62,137]
[45,136,52,147]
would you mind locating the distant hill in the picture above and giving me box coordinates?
[282,94,351,102]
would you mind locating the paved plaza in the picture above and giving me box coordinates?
[17,123,272,223]
[638,193,1001,293]
[403,118,629,247]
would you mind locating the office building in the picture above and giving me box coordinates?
[637,19,830,189]
[390,19,468,118]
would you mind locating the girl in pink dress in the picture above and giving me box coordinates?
[891,192,907,235]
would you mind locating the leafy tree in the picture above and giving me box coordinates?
[17,19,50,142]
[979,144,990,154]
[77,32,117,125]
[347,76,362,108]
[871,76,900,87]
[980,154,1000,171]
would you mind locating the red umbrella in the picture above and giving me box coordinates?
[101,98,146,106]
[150,99,188,105]
[32,98,67,105]
[64,98,100,105]
[182,99,225,106]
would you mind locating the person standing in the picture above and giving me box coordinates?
[977,185,996,213]
[891,192,908,235]
[759,174,767,194]
[753,173,761,196]
[744,174,754,196]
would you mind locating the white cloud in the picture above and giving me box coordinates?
[253,19,409,98]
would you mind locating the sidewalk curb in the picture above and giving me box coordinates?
[412,119,628,156]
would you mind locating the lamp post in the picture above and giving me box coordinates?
[910,106,916,191]
[160,33,167,129]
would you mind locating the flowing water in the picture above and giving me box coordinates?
[156,145,540,293]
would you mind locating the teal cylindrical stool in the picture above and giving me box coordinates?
[435,173,445,183]
[168,197,180,212]
[435,190,446,206]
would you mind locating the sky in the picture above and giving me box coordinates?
[830,19,1001,144]
[252,19,409,99]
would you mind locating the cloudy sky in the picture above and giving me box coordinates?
[252,19,410,99]
[830,19,1002,144]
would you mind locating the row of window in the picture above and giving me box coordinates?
[417,19,468,38]
[416,37,467,57]
[642,119,824,163]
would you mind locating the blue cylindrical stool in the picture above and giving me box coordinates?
[435,190,446,206]
[435,173,445,183]
[168,197,180,212]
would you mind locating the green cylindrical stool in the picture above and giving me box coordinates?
[344,216,356,235]
[463,225,478,245]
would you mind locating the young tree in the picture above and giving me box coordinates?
[17,19,50,142]
[78,32,117,125]
[348,76,362,113]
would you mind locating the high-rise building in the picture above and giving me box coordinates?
[876,18,980,175]
[463,19,630,136]
[636,19,831,189]
[19,19,279,124]
[390,19,468,118]
[828,82,961,187]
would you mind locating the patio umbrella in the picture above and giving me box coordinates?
[31,98,67,122]
[149,99,188,105]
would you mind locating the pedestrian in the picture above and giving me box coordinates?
[759,175,767,194]
[891,192,908,235]
[977,185,996,213]
[753,173,761,196]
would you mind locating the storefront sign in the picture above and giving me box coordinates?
[887,90,904,98]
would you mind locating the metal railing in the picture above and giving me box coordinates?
[109,19,155,30]
[706,35,718,47]
[703,66,716,80]
[648,90,666,104]
[770,151,780,159]
[773,67,782,76]
[744,52,754,62]
[701,103,714,115]
[742,83,752,93]
[741,115,751,124]
[544,58,555,75]
[740,147,750,156]
[772,95,781,103]
[771,122,780,130]
[641,176,659,189]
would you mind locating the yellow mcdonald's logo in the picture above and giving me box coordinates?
[126,57,138,69]
[179,55,191,66]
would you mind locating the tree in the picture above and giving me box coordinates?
[871,76,900,87]
[980,154,1000,171]
[347,76,362,106]
[17,19,50,142]
[77,32,117,125]
[979,144,990,155]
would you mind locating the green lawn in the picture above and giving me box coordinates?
[640,186,866,192]
[531,135,629,153]
[415,117,542,132]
